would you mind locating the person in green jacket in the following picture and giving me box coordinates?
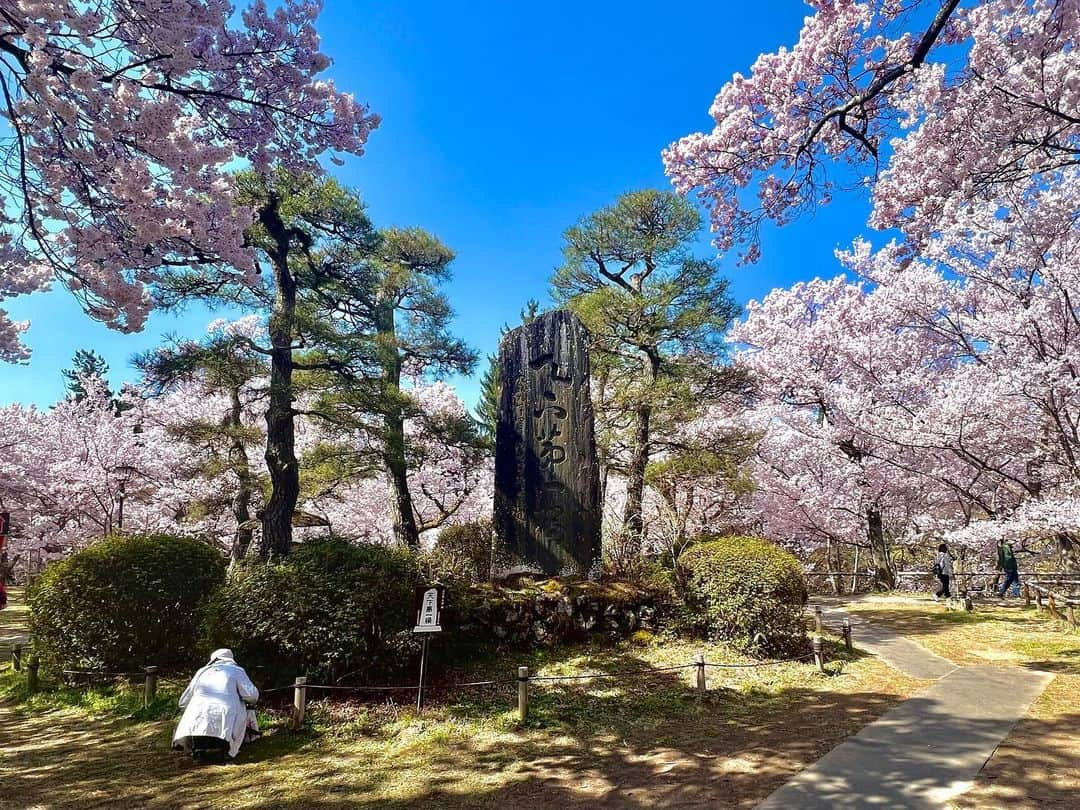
[996,539,1021,598]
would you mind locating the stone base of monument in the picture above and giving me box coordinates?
[454,578,671,648]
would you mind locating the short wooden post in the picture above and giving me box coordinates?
[11,644,21,672]
[963,594,974,612]
[291,676,308,730]
[814,606,823,635]
[1048,593,1060,621]
[1023,584,1031,606]
[813,635,825,674]
[143,666,159,708]
[842,618,853,652]
[517,666,529,723]
[26,654,39,693]
[1035,590,1044,613]
[1067,604,1077,631]
[694,653,706,695]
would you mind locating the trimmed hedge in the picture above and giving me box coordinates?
[29,534,226,673]
[204,536,418,685]
[677,536,808,656]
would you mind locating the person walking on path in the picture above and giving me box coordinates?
[933,542,954,600]
[996,539,1021,598]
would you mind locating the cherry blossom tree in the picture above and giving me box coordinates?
[664,0,1076,261]
[302,381,493,545]
[667,0,1080,573]
[0,379,195,562]
[0,1,379,362]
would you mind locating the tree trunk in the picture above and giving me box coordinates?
[385,440,421,549]
[867,507,894,589]
[377,298,421,549]
[228,387,255,564]
[259,197,299,558]
[826,536,840,595]
[622,352,658,553]
[622,402,651,552]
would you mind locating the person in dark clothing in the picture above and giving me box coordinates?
[996,539,1021,598]
[933,542,953,600]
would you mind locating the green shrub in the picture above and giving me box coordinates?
[29,534,226,674]
[430,519,493,583]
[204,536,418,685]
[677,536,808,656]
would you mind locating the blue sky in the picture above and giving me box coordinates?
[1,0,872,409]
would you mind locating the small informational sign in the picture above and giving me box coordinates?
[413,585,445,633]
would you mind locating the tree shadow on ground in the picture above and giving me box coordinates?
[5,637,1074,810]
[0,646,903,810]
[839,602,1050,639]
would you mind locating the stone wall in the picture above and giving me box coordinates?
[453,578,671,647]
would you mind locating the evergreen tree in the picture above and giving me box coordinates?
[474,299,541,445]
[552,190,746,556]
[135,326,267,563]
[61,349,110,403]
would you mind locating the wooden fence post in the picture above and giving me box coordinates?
[11,644,21,672]
[1035,590,1044,614]
[695,653,706,695]
[1023,584,1031,607]
[842,618,853,652]
[1048,593,1060,621]
[1067,604,1077,631]
[26,654,39,693]
[813,636,825,674]
[143,666,159,708]
[517,666,529,723]
[814,606,823,635]
[291,676,307,730]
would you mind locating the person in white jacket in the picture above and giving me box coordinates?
[173,649,258,762]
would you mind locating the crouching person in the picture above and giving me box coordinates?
[173,649,259,764]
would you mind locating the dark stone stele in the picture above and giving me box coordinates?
[493,310,601,576]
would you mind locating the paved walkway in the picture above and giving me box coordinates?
[757,601,1053,809]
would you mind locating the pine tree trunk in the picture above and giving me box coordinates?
[377,299,421,549]
[259,197,299,558]
[385,438,421,549]
[228,387,255,564]
[622,402,651,552]
[622,352,658,554]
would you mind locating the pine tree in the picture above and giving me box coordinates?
[61,349,110,403]
[474,299,541,445]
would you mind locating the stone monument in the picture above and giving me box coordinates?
[493,310,602,576]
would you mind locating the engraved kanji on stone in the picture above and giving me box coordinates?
[493,310,601,576]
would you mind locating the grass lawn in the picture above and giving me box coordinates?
[844,594,1080,810]
[0,588,923,810]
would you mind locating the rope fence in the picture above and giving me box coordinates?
[263,629,842,727]
[12,623,848,728]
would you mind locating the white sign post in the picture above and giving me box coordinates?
[414,587,443,633]
[412,586,445,711]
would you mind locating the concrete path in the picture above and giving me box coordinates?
[819,603,957,680]
[757,602,1053,809]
